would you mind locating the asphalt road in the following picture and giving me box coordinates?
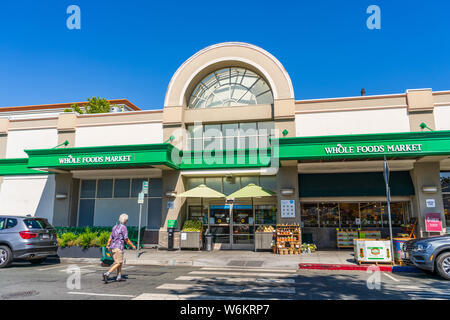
[0,260,450,300]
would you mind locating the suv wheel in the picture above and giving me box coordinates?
[0,245,13,268]
[436,252,450,280]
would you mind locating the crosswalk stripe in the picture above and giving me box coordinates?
[175,275,295,284]
[68,292,135,298]
[37,265,68,271]
[200,267,297,273]
[133,293,284,300]
[189,271,296,278]
[156,283,296,294]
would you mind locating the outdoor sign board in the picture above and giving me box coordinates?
[425,213,442,232]
[281,200,295,218]
[142,181,148,195]
[137,192,144,204]
[426,199,436,208]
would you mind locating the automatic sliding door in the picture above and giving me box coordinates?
[232,205,254,246]
[209,205,230,244]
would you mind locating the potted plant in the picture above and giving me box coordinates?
[180,220,203,250]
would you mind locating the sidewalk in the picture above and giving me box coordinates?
[123,249,356,269]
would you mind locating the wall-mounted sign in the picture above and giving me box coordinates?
[425,213,442,232]
[58,154,134,165]
[324,143,423,156]
[426,199,436,208]
[281,200,295,218]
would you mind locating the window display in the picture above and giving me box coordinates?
[339,203,360,228]
[255,205,277,225]
[318,203,339,227]
[360,202,382,227]
[301,203,318,227]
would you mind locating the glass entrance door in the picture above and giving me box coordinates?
[231,205,254,249]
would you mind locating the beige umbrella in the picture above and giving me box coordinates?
[177,184,226,232]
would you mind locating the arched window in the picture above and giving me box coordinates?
[188,67,273,109]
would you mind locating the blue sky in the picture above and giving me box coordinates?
[1,0,449,110]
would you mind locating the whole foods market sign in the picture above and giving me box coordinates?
[324,143,423,155]
[58,154,134,165]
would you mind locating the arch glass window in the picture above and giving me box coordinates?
[188,67,273,109]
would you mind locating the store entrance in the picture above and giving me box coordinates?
[209,204,254,249]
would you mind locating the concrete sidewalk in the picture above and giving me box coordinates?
[123,249,356,269]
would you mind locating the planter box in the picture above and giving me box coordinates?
[180,231,202,250]
[57,246,102,258]
[255,232,274,251]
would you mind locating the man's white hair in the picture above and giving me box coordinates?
[119,213,129,224]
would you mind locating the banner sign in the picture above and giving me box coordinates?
[425,213,442,232]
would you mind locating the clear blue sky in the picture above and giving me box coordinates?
[1,0,449,110]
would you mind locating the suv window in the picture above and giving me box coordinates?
[5,218,18,229]
[0,218,4,229]
[24,218,53,230]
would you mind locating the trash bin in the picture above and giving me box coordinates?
[205,233,214,251]
[168,227,175,251]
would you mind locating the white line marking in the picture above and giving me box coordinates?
[67,292,135,298]
[37,265,68,271]
[133,293,284,300]
[382,272,400,282]
[157,283,296,294]
[189,271,296,278]
[175,276,295,284]
[200,267,297,273]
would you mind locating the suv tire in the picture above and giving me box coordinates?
[436,252,450,280]
[0,245,13,268]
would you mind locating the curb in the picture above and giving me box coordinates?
[298,263,423,273]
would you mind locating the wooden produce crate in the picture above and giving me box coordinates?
[337,229,359,248]
[180,231,202,250]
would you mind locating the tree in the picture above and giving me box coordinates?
[64,97,119,114]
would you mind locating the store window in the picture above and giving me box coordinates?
[318,203,339,227]
[360,202,382,227]
[301,203,319,227]
[339,203,360,228]
[187,67,273,109]
[97,179,113,198]
[186,122,275,150]
[441,172,450,227]
[255,205,277,225]
[78,178,163,228]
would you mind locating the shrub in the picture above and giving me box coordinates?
[78,230,98,249]
[91,231,110,247]
[58,232,78,248]
[182,220,202,232]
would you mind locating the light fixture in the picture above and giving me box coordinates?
[422,186,438,194]
[280,188,295,196]
[165,191,177,197]
[55,193,67,200]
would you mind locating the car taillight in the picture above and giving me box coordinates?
[19,231,38,239]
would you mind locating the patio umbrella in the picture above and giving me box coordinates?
[177,184,226,232]
[226,183,276,224]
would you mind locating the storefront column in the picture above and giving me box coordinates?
[276,165,300,225]
[410,162,446,237]
[158,170,186,249]
[52,173,74,226]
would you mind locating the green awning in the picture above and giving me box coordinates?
[226,183,275,199]
[177,184,226,198]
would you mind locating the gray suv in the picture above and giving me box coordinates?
[0,216,58,268]
[403,235,450,280]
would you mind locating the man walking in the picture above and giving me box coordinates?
[103,213,136,283]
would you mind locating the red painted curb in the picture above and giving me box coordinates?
[298,263,392,272]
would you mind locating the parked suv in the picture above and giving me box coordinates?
[403,235,450,280]
[0,216,58,268]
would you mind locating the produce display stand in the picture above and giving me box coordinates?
[337,229,359,248]
[354,239,394,266]
[276,224,301,255]
[358,230,382,240]
[180,231,203,250]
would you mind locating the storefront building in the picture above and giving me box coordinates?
[1,42,450,249]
